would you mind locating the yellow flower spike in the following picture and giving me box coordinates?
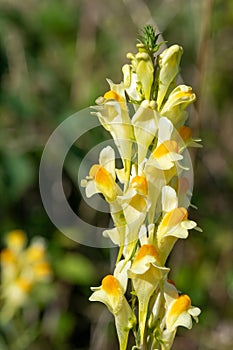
[83,27,202,349]
[0,275,32,323]
[157,45,183,110]
[6,230,27,252]
[90,274,136,350]
[129,244,169,345]
[0,230,52,324]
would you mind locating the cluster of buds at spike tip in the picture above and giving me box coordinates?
[82,25,202,349]
[0,230,52,322]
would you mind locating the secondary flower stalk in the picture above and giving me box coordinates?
[0,230,52,323]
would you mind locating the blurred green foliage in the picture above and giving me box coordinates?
[0,0,232,349]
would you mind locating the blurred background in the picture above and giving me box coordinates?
[0,0,232,349]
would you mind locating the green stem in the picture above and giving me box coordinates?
[116,244,124,264]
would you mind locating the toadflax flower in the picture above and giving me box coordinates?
[118,175,150,235]
[161,281,201,349]
[160,85,196,127]
[131,100,159,166]
[89,260,135,350]
[81,146,120,202]
[129,244,169,344]
[156,45,183,110]
[156,185,197,264]
[165,294,201,331]
[123,48,154,101]
[144,117,183,223]
[93,80,134,180]
[147,140,182,171]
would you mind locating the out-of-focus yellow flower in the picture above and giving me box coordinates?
[1,248,17,284]
[5,229,27,252]
[26,239,46,262]
[0,230,52,322]
[5,277,32,307]
[1,248,16,264]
